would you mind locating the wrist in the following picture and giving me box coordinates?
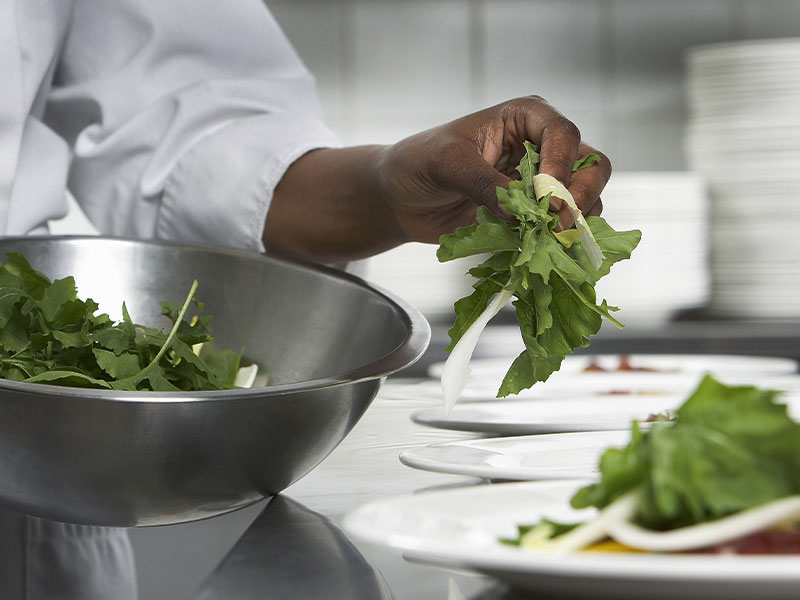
[373,144,413,247]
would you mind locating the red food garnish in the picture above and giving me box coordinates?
[583,359,608,372]
[617,355,658,372]
[700,528,800,554]
[582,355,660,373]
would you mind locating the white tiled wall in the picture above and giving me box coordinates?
[484,1,607,114]
[484,0,610,154]
[269,0,800,170]
[351,1,475,136]
[736,0,800,38]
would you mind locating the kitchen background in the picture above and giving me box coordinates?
[53,0,800,332]
[49,2,800,597]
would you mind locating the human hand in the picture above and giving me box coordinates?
[376,96,611,244]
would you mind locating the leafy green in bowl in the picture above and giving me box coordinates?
[0,253,248,391]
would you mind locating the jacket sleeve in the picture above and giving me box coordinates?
[44,0,340,251]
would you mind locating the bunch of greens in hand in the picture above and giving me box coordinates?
[437,142,641,409]
[0,253,246,391]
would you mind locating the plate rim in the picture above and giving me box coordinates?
[398,430,631,480]
[343,479,800,587]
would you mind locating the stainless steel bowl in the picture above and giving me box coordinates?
[0,237,429,526]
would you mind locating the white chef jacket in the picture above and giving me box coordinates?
[1,0,340,598]
[4,0,339,248]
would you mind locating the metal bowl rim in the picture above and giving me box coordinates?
[0,235,431,403]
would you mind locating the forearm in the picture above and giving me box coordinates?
[263,97,610,264]
[264,145,408,263]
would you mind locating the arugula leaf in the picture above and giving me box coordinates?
[93,348,142,379]
[203,349,244,389]
[24,370,114,389]
[445,278,503,353]
[516,141,540,196]
[110,280,200,391]
[572,153,601,173]
[3,253,51,299]
[0,253,251,391]
[572,375,800,530]
[499,519,581,547]
[438,143,640,399]
[436,217,521,261]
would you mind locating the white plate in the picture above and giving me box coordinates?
[428,354,797,379]
[427,354,798,401]
[411,394,685,435]
[399,430,630,480]
[456,374,703,403]
[343,480,800,599]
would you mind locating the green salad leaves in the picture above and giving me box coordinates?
[0,252,244,391]
[503,375,800,551]
[437,142,641,399]
[573,374,800,530]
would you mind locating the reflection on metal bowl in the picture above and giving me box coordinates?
[0,237,429,526]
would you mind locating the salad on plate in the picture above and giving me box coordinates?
[504,374,800,555]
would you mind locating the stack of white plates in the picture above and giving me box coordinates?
[686,38,800,318]
[594,172,709,327]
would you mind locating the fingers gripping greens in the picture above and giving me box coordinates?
[0,253,246,391]
[437,142,641,409]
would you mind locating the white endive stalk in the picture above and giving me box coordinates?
[533,493,800,555]
[544,493,637,555]
[441,287,514,415]
[234,364,259,388]
[194,342,260,389]
[533,173,604,270]
[604,495,800,552]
